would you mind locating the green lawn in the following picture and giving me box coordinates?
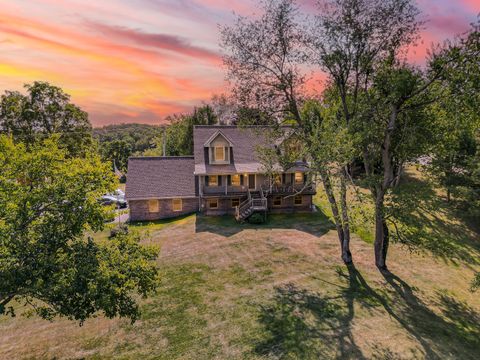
[1,179,479,359]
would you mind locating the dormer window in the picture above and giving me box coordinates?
[214,146,225,162]
[204,130,234,165]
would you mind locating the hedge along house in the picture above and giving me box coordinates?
[126,125,316,222]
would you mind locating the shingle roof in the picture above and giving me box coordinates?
[125,156,196,200]
[194,125,278,175]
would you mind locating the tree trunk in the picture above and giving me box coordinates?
[374,192,388,271]
[320,170,352,264]
[446,187,451,202]
[340,171,352,263]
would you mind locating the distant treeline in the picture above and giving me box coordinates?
[94,101,274,172]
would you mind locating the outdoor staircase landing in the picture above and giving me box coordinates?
[235,190,267,222]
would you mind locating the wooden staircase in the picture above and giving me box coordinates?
[235,189,267,222]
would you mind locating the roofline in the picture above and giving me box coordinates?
[203,129,234,147]
[126,196,198,201]
[128,156,194,160]
[194,125,293,129]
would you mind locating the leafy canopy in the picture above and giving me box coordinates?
[0,135,158,323]
[0,81,93,157]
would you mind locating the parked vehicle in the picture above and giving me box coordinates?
[100,194,127,208]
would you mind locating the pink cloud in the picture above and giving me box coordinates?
[86,22,221,63]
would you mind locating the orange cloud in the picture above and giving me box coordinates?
[0,0,477,126]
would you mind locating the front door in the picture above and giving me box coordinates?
[248,174,256,190]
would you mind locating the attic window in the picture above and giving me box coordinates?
[295,172,303,184]
[214,146,225,161]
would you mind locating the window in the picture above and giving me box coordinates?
[148,199,159,213]
[208,199,218,209]
[231,174,240,186]
[295,172,303,184]
[214,146,225,161]
[208,175,218,186]
[273,196,282,206]
[231,198,240,208]
[172,198,182,212]
[294,195,302,205]
[274,174,282,185]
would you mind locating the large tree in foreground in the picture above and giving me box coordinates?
[220,0,354,263]
[0,135,158,323]
[0,81,93,157]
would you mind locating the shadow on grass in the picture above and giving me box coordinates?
[194,208,335,238]
[128,213,195,228]
[390,172,480,266]
[254,265,480,359]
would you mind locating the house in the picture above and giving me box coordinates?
[126,125,316,222]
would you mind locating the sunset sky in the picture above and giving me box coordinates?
[0,0,478,126]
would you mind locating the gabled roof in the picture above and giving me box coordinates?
[126,156,196,200]
[203,130,234,147]
[193,125,300,175]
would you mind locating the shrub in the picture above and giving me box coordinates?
[109,224,129,238]
[248,212,265,224]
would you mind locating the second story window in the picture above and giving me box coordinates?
[214,146,225,161]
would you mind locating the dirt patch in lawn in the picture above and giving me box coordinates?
[1,212,479,359]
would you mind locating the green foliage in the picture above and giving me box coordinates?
[0,81,93,157]
[93,123,163,171]
[109,224,129,239]
[248,212,266,224]
[101,138,133,171]
[0,135,158,323]
[472,273,480,292]
[427,21,480,204]
[145,105,218,157]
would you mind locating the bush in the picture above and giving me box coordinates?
[248,212,265,224]
[109,224,129,238]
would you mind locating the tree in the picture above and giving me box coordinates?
[220,0,354,263]
[428,20,480,204]
[101,138,133,172]
[143,105,218,157]
[0,81,93,157]
[307,0,424,270]
[0,135,158,323]
[94,123,164,171]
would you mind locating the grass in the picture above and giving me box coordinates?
[1,173,479,359]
